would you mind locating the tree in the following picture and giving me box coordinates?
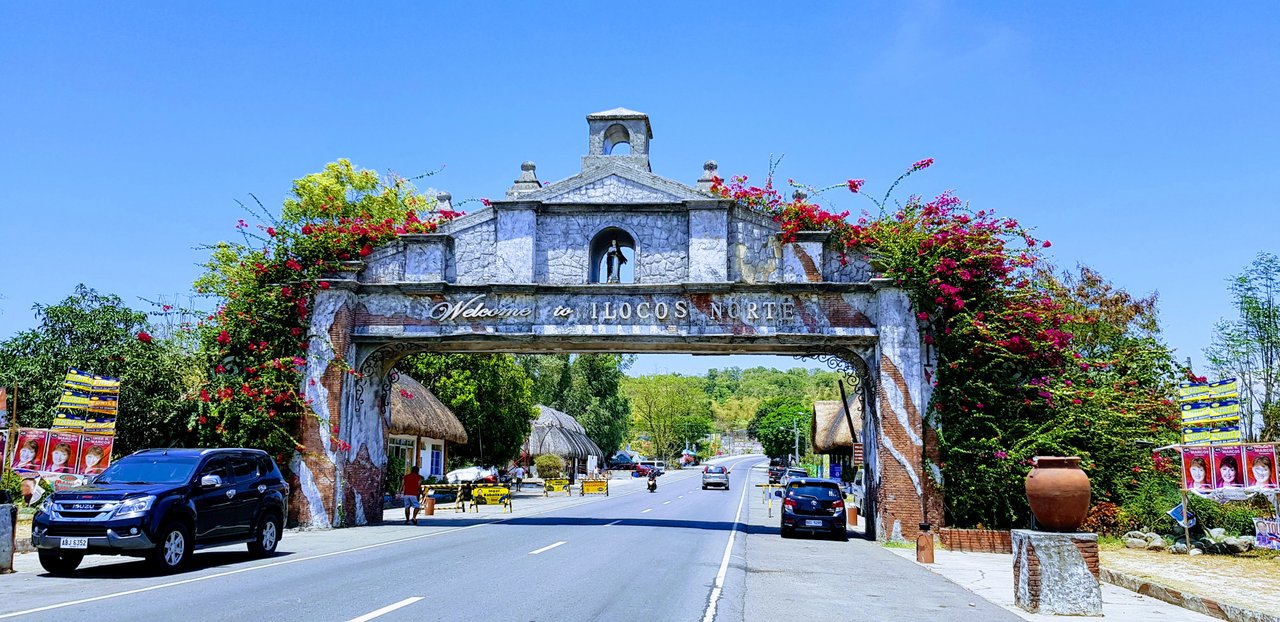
[1206,252,1280,440]
[749,397,811,459]
[402,353,535,468]
[0,285,197,454]
[517,354,633,455]
[624,374,712,461]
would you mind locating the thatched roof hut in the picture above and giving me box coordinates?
[389,373,468,444]
[811,399,862,454]
[526,405,603,460]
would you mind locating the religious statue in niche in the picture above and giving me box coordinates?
[605,239,629,283]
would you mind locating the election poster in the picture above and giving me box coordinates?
[1256,518,1280,551]
[43,431,80,475]
[12,428,49,473]
[1213,445,1245,489]
[1244,444,1278,490]
[1182,446,1214,491]
[79,434,112,475]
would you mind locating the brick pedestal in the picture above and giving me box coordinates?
[1012,530,1102,616]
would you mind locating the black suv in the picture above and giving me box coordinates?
[32,448,289,575]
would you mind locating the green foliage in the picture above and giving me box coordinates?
[1206,251,1280,440]
[402,353,536,468]
[623,374,714,461]
[1118,472,1270,536]
[385,453,406,497]
[534,453,564,479]
[750,397,811,459]
[0,285,197,454]
[192,159,451,466]
[518,354,633,455]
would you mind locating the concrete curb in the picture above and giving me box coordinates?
[1101,567,1280,622]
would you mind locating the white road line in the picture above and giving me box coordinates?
[663,500,672,505]
[0,491,620,620]
[346,597,424,622]
[528,541,566,555]
[701,458,758,622]
[640,508,653,513]
[604,520,622,526]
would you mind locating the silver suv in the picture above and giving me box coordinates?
[701,465,730,490]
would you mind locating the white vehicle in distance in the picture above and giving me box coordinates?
[638,460,666,475]
[701,465,730,490]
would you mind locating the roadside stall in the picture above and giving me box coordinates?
[524,405,604,486]
[386,372,468,514]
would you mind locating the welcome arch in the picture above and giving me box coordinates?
[291,108,940,541]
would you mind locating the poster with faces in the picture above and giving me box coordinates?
[1182,446,1214,491]
[43,432,81,475]
[1245,444,1278,490]
[79,434,113,475]
[12,428,49,473]
[1212,445,1245,489]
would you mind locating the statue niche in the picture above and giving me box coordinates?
[588,228,636,284]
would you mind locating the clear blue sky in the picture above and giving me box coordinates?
[2,3,1277,377]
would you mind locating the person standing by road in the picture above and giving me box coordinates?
[402,465,424,525]
[512,465,526,491]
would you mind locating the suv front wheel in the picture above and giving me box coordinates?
[38,550,83,575]
[248,512,281,557]
[148,522,191,572]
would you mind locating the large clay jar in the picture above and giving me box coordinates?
[1024,456,1091,532]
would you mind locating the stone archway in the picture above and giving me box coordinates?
[287,108,941,542]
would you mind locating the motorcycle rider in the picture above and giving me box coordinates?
[647,471,658,492]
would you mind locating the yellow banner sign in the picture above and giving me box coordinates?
[473,486,510,506]
[544,478,570,494]
[581,480,608,496]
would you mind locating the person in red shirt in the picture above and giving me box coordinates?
[402,466,424,525]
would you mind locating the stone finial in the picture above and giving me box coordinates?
[792,189,808,202]
[437,191,453,211]
[696,160,720,193]
[506,161,541,199]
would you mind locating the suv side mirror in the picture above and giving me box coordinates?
[201,474,223,488]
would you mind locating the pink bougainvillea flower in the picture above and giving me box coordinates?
[1042,240,1052,248]
[911,158,934,172]
[846,179,864,193]
[481,198,492,207]
[137,331,152,343]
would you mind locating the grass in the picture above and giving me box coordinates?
[883,540,915,549]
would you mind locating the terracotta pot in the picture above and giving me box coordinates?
[1024,456,1091,532]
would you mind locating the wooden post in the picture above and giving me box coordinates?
[1181,489,1192,554]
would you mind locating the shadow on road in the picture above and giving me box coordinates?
[365,515,752,533]
[41,549,296,580]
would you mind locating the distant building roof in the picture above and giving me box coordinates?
[388,373,468,444]
[526,404,603,460]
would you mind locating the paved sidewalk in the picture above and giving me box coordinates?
[886,547,1219,621]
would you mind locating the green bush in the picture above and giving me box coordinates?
[535,454,563,480]
[1118,473,1270,536]
[384,454,406,497]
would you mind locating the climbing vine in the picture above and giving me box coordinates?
[712,161,1181,528]
[191,159,459,468]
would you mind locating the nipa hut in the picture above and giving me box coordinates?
[812,398,863,479]
[387,372,468,479]
[525,405,604,483]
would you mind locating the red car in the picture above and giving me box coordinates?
[633,464,656,477]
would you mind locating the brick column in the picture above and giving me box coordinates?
[1012,530,1102,616]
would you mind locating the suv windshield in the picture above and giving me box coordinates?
[95,457,200,485]
[787,483,842,499]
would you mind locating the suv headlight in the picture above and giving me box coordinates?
[113,495,156,520]
[37,497,55,516]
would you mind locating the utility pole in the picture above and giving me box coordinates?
[792,419,800,466]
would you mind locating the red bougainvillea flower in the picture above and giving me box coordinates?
[847,179,865,193]
[216,330,230,345]
[301,224,314,235]
[198,416,208,424]
[319,281,330,290]
[281,286,292,298]
[911,158,934,172]
[162,304,173,312]
[1042,240,1052,248]
[481,198,492,207]
[137,331,153,344]
[359,244,373,257]
[266,227,276,237]
[199,389,210,402]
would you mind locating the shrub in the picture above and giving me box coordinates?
[535,454,563,480]
[1081,502,1122,535]
[384,454,406,497]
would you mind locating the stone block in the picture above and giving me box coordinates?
[0,504,15,573]
[1012,529,1102,616]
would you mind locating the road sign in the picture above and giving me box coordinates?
[581,480,608,496]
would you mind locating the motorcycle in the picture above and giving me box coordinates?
[647,474,657,493]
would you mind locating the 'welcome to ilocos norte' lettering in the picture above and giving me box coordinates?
[429,295,533,321]
[590,301,689,322]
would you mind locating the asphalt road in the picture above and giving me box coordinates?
[0,455,1017,622]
